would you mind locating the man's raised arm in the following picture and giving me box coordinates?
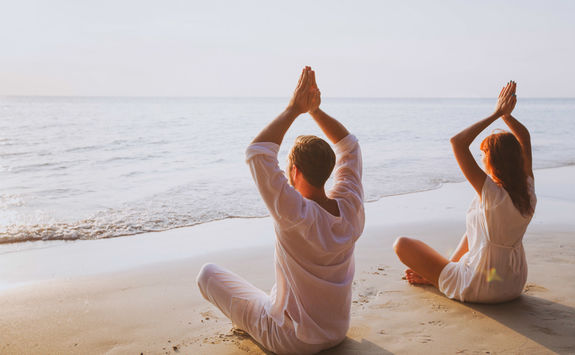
[309,108,349,144]
[252,67,315,145]
[307,71,349,144]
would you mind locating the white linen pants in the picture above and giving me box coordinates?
[196,263,337,355]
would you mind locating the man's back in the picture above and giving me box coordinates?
[246,134,364,344]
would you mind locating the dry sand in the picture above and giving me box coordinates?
[0,167,574,354]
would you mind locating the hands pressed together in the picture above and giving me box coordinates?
[291,67,519,120]
[494,81,517,117]
[288,66,321,115]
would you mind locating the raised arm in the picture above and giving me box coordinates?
[503,114,533,178]
[307,70,349,144]
[309,109,349,144]
[450,81,517,195]
[252,67,316,145]
[501,83,533,178]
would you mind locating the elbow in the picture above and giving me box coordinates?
[450,132,470,148]
[449,135,461,147]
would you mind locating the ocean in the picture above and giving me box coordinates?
[1,97,574,244]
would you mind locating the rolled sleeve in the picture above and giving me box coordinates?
[334,134,359,156]
[331,134,363,201]
[245,142,280,162]
[246,141,307,228]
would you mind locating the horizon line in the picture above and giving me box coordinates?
[1,95,574,100]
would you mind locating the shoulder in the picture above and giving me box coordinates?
[334,134,360,155]
[481,176,508,208]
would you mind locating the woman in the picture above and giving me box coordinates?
[393,81,536,303]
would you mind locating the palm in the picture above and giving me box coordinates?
[495,81,517,116]
[288,66,321,114]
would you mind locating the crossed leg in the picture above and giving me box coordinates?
[196,263,328,355]
[393,237,450,287]
[196,263,269,334]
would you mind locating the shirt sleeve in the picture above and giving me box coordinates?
[246,142,309,228]
[330,134,363,201]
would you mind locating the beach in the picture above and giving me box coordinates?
[1,166,574,354]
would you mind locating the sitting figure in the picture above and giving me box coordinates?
[197,66,365,353]
[394,81,536,303]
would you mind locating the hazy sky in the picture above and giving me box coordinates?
[0,0,573,97]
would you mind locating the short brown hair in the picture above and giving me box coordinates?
[289,135,336,188]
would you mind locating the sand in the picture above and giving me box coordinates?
[0,166,574,354]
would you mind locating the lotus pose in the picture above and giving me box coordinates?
[394,81,536,303]
[197,67,364,353]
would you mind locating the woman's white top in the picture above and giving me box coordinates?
[439,176,536,303]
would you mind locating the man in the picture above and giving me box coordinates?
[197,66,364,354]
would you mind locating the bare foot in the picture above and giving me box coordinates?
[405,269,432,285]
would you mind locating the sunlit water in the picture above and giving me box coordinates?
[1,97,574,243]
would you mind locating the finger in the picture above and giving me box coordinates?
[297,68,307,93]
[313,90,321,102]
[301,67,311,91]
[296,68,305,90]
[311,70,317,89]
[499,86,505,98]
[501,81,511,97]
[506,80,514,95]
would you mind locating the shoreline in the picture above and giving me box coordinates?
[1,164,573,248]
[1,165,575,290]
[0,165,574,353]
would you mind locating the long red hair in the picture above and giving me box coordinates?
[480,130,534,216]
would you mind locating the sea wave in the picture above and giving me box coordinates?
[0,208,265,244]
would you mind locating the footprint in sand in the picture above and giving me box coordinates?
[370,265,389,276]
[403,331,433,344]
[211,328,266,354]
[200,310,218,323]
[427,320,446,327]
[431,304,449,313]
[203,327,252,346]
[416,334,433,344]
[353,287,378,306]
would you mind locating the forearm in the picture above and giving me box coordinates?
[252,107,299,145]
[450,112,499,147]
[502,115,530,146]
[309,108,349,144]
[450,235,469,262]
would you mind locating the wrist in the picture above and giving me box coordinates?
[284,105,302,117]
[308,107,321,116]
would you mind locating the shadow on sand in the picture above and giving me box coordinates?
[242,335,393,355]
[465,294,575,354]
[320,337,393,354]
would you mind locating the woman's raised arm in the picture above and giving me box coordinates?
[501,83,533,178]
[450,82,517,196]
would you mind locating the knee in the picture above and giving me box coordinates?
[196,263,218,294]
[393,236,412,256]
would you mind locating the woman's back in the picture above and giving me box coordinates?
[483,176,536,247]
[454,176,536,302]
